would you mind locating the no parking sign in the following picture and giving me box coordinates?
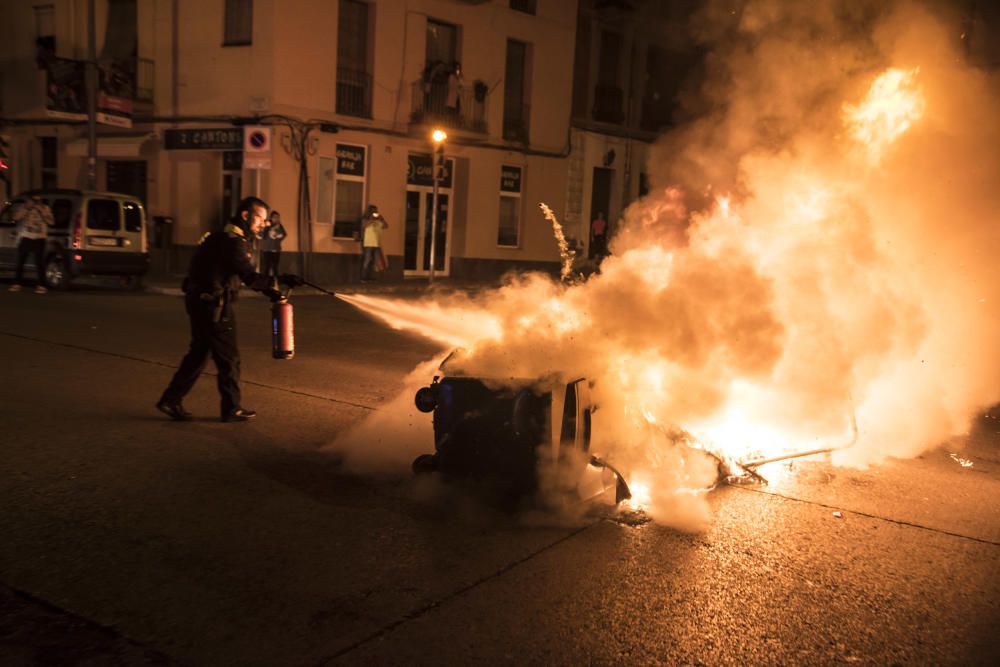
[243,126,272,170]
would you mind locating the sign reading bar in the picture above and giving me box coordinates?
[335,144,365,176]
[164,128,244,151]
[500,165,522,193]
[407,152,453,188]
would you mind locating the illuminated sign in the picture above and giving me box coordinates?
[407,152,453,188]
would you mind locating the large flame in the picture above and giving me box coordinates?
[844,67,926,163]
[337,4,1000,529]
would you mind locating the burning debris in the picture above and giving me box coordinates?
[948,453,974,469]
[336,2,1000,529]
[538,203,581,284]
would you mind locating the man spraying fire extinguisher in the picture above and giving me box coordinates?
[156,196,302,423]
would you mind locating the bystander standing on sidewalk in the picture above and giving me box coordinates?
[9,195,53,293]
[590,211,608,261]
[260,210,286,278]
[360,204,388,282]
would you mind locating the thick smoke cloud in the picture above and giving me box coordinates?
[335,0,999,529]
[633,0,1000,468]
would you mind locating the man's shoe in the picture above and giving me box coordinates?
[34,285,48,294]
[221,408,256,422]
[156,400,192,421]
[8,284,22,292]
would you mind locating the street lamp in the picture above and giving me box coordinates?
[429,129,447,283]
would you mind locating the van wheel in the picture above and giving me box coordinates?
[44,255,70,290]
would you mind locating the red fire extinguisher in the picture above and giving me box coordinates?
[272,297,294,359]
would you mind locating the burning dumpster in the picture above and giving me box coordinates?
[412,353,631,505]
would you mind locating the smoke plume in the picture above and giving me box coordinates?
[335,0,1000,529]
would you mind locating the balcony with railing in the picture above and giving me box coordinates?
[409,78,487,134]
[336,67,372,118]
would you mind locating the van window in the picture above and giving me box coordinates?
[123,201,143,232]
[50,198,74,229]
[87,199,120,230]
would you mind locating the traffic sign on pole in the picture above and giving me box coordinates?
[243,126,272,170]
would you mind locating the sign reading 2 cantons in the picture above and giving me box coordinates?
[243,126,272,170]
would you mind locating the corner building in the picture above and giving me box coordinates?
[0,0,578,281]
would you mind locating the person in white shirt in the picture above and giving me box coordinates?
[9,195,53,293]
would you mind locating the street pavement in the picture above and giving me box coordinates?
[0,282,997,665]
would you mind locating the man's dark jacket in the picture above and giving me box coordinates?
[183,221,273,299]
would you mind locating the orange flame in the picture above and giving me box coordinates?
[844,67,926,163]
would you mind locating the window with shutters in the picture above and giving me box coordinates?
[224,0,253,46]
[336,0,373,117]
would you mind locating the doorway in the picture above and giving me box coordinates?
[404,189,450,276]
[222,172,242,225]
[589,166,613,255]
[426,19,457,68]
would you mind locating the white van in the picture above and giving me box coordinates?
[0,189,150,289]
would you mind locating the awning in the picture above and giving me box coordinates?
[65,133,154,158]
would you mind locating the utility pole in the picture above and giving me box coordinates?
[86,0,98,189]
[429,129,446,283]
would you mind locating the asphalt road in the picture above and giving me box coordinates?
[1,285,997,665]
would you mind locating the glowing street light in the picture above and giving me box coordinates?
[429,129,447,283]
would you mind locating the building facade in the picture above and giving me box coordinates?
[565,0,701,262]
[0,0,578,282]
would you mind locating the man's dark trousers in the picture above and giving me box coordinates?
[160,294,242,415]
[15,237,46,285]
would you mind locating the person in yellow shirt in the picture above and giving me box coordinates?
[360,204,387,282]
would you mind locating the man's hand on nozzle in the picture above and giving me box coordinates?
[278,273,305,288]
[263,287,284,303]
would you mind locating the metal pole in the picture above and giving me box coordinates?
[86,0,98,189]
[429,170,439,283]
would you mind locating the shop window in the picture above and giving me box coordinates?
[317,143,367,238]
[498,165,522,247]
